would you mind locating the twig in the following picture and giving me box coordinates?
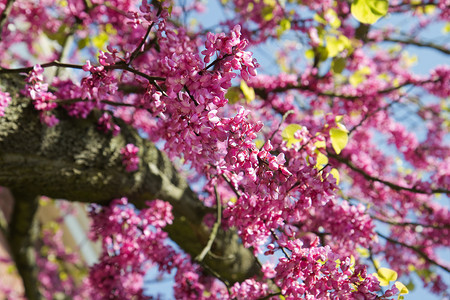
[260,110,294,150]
[377,231,450,273]
[270,229,291,260]
[195,185,222,262]
[128,23,155,64]
[221,173,242,198]
[371,215,450,230]
[327,151,450,195]
[0,61,168,96]
[372,36,450,55]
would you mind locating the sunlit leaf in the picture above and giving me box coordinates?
[240,81,255,102]
[356,247,370,258]
[316,151,328,166]
[282,124,303,147]
[325,35,350,58]
[395,281,409,295]
[443,23,450,34]
[315,140,326,148]
[92,31,109,50]
[277,18,291,37]
[373,267,398,286]
[351,0,388,24]
[330,128,348,154]
[305,49,315,59]
[330,168,340,184]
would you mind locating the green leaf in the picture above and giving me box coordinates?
[356,247,370,258]
[395,281,409,295]
[92,31,109,50]
[443,23,450,34]
[262,6,274,21]
[332,57,346,74]
[330,168,340,184]
[325,9,341,29]
[277,18,291,37]
[226,87,241,104]
[330,128,348,154]
[240,81,255,103]
[45,25,68,46]
[351,0,388,24]
[316,150,328,166]
[373,267,398,286]
[77,37,90,50]
[405,280,415,292]
[282,124,303,148]
[349,66,371,87]
[305,49,315,59]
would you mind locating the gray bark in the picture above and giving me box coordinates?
[0,74,259,299]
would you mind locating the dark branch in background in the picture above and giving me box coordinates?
[0,0,14,41]
[129,24,155,64]
[373,37,450,55]
[0,74,261,298]
[371,215,450,230]
[327,151,450,195]
[7,192,41,300]
[0,60,167,96]
[377,231,450,273]
[255,79,436,100]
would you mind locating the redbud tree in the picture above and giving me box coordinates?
[0,0,449,299]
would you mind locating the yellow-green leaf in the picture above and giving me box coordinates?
[332,57,346,74]
[305,49,315,59]
[373,267,398,286]
[330,168,340,184]
[349,66,371,87]
[262,6,274,21]
[277,18,291,37]
[255,139,265,149]
[330,128,348,154]
[443,23,450,34]
[282,124,303,148]
[335,115,344,123]
[325,9,341,28]
[351,0,388,24]
[240,81,255,102]
[316,151,328,166]
[315,140,326,148]
[395,281,409,295]
[92,31,109,50]
[356,247,370,258]
[226,87,241,104]
[325,35,350,58]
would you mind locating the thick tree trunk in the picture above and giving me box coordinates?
[0,74,259,298]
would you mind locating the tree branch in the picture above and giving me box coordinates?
[374,37,450,55]
[327,151,449,195]
[6,192,42,300]
[0,74,260,294]
[377,231,450,273]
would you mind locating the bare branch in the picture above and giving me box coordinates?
[327,151,449,195]
[377,231,450,273]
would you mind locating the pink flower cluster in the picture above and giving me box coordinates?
[0,90,11,117]
[120,143,140,172]
[25,65,59,126]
